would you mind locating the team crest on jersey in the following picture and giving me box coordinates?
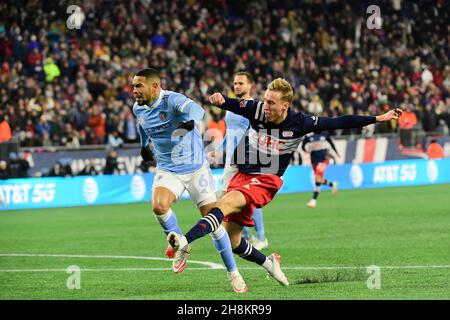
[239,100,248,108]
[159,111,168,121]
[282,131,294,137]
[137,117,145,126]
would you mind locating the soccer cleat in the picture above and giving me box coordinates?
[267,253,289,286]
[167,232,191,273]
[164,244,175,259]
[250,237,269,251]
[307,199,317,208]
[227,270,248,293]
[332,181,338,195]
[171,244,192,273]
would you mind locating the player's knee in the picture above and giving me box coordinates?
[152,202,171,215]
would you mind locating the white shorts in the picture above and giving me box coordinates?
[152,163,217,208]
[221,163,239,195]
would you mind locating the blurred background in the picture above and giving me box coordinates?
[0,0,448,196]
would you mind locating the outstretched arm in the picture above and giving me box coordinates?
[209,93,256,119]
[302,109,403,135]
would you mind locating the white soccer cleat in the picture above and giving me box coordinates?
[267,253,289,286]
[307,199,316,208]
[250,238,269,251]
[227,270,248,293]
[332,181,338,195]
[167,232,191,273]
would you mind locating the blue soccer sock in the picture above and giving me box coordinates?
[252,208,266,241]
[185,207,224,244]
[232,237,266,265]
[242,227,252,240]
[154,208,182,235]
[210,225,237,272]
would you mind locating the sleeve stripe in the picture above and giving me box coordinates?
[255,101,264,121]
[179,99,194,113]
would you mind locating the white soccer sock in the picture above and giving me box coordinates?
[154,208,174,223]
[262,257,273,271]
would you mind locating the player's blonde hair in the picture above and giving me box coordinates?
[267,78,293,103]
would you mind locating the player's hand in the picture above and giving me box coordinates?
[140,145,155,163]
[209,93,225,106]
[176,120,195,131]
[173,120,195,137]
[376,108,403,122]
[207,150,217,161]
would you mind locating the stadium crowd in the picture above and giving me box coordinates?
[0,0,449,151]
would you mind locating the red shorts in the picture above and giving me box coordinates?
[223,172,283,227]
[312,161,328,178]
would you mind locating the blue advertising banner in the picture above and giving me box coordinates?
[1,159,449,211]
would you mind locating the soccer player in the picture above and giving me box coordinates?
[301,131,339,208]
[167,78,402,287]
[222,71,268,250]
[132,68,247,293]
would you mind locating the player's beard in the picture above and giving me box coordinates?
[136,93,152,105]
[235,91,248,99]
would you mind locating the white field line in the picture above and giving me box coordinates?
[0,253,224,269]
[0,253,449,273]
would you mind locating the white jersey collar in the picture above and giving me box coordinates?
[147,89,165,109]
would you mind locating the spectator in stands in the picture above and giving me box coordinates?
[16,152,30,178]
[107,130,124,148]
[49,158,73,177]
[399,104,419,147]
[0,160,9,179]
[427,139,444,159]
[43,57,60,82]
[0,111,11,143]
[78,159,100,176]
[103,150,119,175]
[206,107,226,143]
[7,152,19,178]
[0,1,448,150]
[87,105,107,144]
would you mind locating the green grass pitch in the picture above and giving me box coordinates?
[0,184,449,300]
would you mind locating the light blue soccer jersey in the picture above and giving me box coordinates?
[133,90,206,174]
[224,105,250,164]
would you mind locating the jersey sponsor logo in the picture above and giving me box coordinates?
[257,134,286,153]
[249,128,301,155]
[282,131,294,137]
[159,111,168,121]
